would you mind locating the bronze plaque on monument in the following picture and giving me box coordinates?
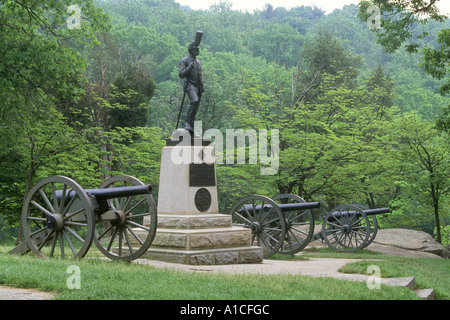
[189,163,216,187]
[194,188,212,212]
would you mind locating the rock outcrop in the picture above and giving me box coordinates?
[373,228,449,258]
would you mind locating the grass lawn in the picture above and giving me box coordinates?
[274,248,450,300]
[0,244,448,300]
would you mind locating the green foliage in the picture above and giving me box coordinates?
[0,0,110,226]
[109,74,155,128]
[436,224,450,247]
[0,0,448,244]
[420,28,450,132]
[248,23,304,67]
[110,126,165,186]
[358,0,446,53]
[227,34,397,211]
[384,113,449,242]
[0,0,109,104]
[358,0,450,132]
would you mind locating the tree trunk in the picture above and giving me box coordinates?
[432,190,441,244]
[434,202,441,244]
[430,181,442,243]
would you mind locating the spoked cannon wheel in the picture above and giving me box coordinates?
[272,194,315,255]
[353,204,378,249]
[322,204,370,252]
[229,195,286,258]
[94,175,157,262]
[21,176,95,260]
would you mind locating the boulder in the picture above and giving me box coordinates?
[374,228,449,258]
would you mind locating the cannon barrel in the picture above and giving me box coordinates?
[241,202,320,214]
[55,184,152,203]
[329,207,390,221]
[362,208,391,216]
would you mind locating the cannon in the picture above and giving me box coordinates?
[316,204,389,253]
[228,194,390,258]
[228,194,318,258]
[10,175,157,262]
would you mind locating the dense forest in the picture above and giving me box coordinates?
[0,0,448,244]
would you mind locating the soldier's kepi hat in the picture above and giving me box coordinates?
[194,30,203,45]
[188,30,203,51]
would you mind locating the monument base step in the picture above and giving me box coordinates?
[157,214,232,229]
[151,227,252,250]
[142,246,263,265]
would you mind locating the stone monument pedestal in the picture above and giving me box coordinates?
[141,130,263,265]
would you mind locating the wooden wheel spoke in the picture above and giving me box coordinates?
[126,224,144,246]
[122,229,134,255]
[37,230,55,251]
[63,230,78,257]
[125,198,146,215]
[51,183,59,213]
[39,188,55,214]
[127,212,151,220]
[62,193,78,217]
[233,212,253,225]
[107,228,119,251]
[30,201,52,218]
[64,226,85,243]
[127,220,150,231]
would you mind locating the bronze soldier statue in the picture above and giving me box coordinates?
[178,31,204,134]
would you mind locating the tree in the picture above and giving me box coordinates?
[387,113,449,243]
[298,29,362,105]
[0,0,109,230]
[358,0,449,132]
[109,72,155,129]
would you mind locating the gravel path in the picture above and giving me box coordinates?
[135,257,365,277]
[0,285,54,300]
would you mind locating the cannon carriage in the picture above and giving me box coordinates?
[11,175,157,262]
[228,194,389,258]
